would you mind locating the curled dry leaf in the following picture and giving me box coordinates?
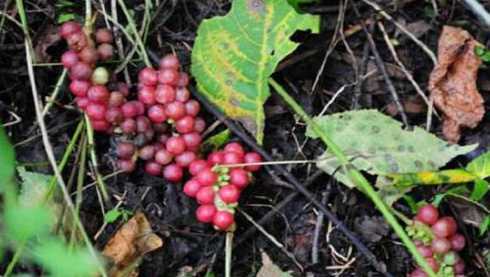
[102,212,163,277]
[428,26,484,143]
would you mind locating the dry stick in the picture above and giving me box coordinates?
[461,0,490,27]
[353,5,409,127]
[312,190,329,264]
[42,69,67,117]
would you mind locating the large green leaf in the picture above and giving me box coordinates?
[466,151,490,179]
[191,0,319,143]
[306,110,476,188]
[0,124,15,190]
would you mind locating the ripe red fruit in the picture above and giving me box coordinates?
[136,116,151,133]
[224,142,245,156]
[195,205,217,223]
[165,101,186,120]
[70,62,92,80]
[409,268,428,277]
[145,161,162,176]
[86,103,107,120]
[196,169,218,186]
[177,72,189,87]
[139,145,155,160]
[450,234,466,251]
[87,85,110,103]
[116,142,136,159]
[189,160,210,176]
[223,151,244,165]
[431,237,451,254]
[185,100,200,116]
[229,168,250,189]
[66,32,88,51]
[61,50,79,68]
[194,117,206,133]
[416,204,439,225]
[95,28,113,43]
[122,102,139,118]
[425,257,439,272]
[432,217,457,238]
[108,91,125,107]
[139,67,158,86]
[118,159,136,172]
[208,151,225,165]
[78,47,98,64]
[213,211,234,230]
[69,80,90,97]
[416,245,433,258]
[121,118,136,134]
[157,134,169,144]
[454,260,465,274]
[154,149,173,165]
[75,97,90,110]
[117,82,129,97]
[138,86,156,105]
[133,101,145,115]
[59,21,82,38]
[166,136,186,155]
[175,151,197,167]
[183,179,202,198]
[105,107,123,123]
[175,87,190,102]
[219,184,240,203]
[175,116,195,134]
[146,104,166,123]
[91,120,110,132]
[158,69,179,85]
[182,132,202,148]
[196,186,215,205]
[244,152,262,171]
[159,54,180,70]
[155,84,175,104]
[97,43,114,60]
[163,163,183,182]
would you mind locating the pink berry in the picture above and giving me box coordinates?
[163,164,183,182]
[78,47,98,64]
[145,161,162,176]
[426,257,439,272]
[175,116,195,134]
[159,54,180,70]
[431,237,451,254]
[158,69,179,85]
[87,85,109,103]
[155,84,175,104]
[189,160,210,176]
[136,116,151,133]
[154,149,173,165]
[165,101,186,120]
[208,151,225,165]
[432,217,457,238]
[195,204,216,223]
[196,186,215,205]
[223,151,244,165]
[66,32,88,51]
[183,132,202,149]
[450,234,466,251]
[177,72,189,87]
[75,97,90,110]
[91,120,110,132]
[139,67,158,86]
[229,168,250,189]
[118,159,136,172]
[244,152,262,171]
[175,151,197,167]
[224,142,245,156]
[194,117,206,133]
[147,104,166,123]
[185,100,200,116]
[121,118,136,134]
[59,21,81,38]
[95,28,113,44]
[175,87,190,102]
[166,136,186,155]
[213,211,234,230]
[219,184,240,203]
[183,179,202,198]
[86,103,107,120]
[116,142,136,159]
[61,50,79,68]
[69,80,90,97]
[122,102,138,118]
[97,43,114,60]
[454,260,465,274]
[196,169,218,186]
[416,204,439,225]
[70,62,92,80]
[138,86,156,105]
[139,145,155,160]
[108,91,125,107]
[416,245,433,258]
[105,107,123,123]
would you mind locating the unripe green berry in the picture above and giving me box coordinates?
[91,67,109,85]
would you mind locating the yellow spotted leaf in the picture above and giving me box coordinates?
[191,0,319,143]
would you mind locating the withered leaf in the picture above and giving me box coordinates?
[102,212,163,277]
[429,26,484,143]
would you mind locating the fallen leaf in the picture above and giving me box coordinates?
[102,212,163,277]
[428,26,484,143]
[257,251,292,277]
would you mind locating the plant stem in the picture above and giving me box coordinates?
[269,78,436,277]
[4,242,26,276]
[225,232,233,277]
[42,69,67,117]
[85,0,92,28]
[84,115,109,200]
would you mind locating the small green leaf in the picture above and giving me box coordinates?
[306,110,476,188]
[4,204,53,242]
[104,209,123,223]
[480,216,490,236]
[201,129,231,152]
[466,151,490,179]
[432,186,469,207]
[475,46,486,56]
[470,179,489,201]
[402,195,419,213]
[57,13,76,23]
[191,0,319,143]
[287,0,318,12]
[0,124,15,190]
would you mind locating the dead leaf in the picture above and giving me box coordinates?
[428,26,484,143]
[256,251,292,277]
[102,212,163,277]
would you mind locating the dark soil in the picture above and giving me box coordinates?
[1,0,490,276]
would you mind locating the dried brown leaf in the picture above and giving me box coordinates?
[102,212,163,277]
[429,26,484,143]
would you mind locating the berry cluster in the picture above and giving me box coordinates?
[408,204,466,277]
[59,21,206,182]
[182,142,262,231]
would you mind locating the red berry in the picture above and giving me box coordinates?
[133,101,145,115]
[175,116,195,134]
[213,211,234,230]
[69,80,90,97]
[425,257,439,273]
[59,21,81,38]
[177,72,189,87]
[450,234,466,251]
[86,103,107,120]
[122,102,139,118]
[416,245,433,258]
[432,217,457,238]
[159,54,180,70]
[454,260,465,274]
[155,84,175,104]
[105,107,123,123]
[229,168,250,189]
[223,151,244,165]
[121,118,136,134]
[409,268,427,277]
[61,50,79,68]
[163,164,183,182]
[165,101,186,120]
[87,85,109,103]
[70,62,92,80]
[224,142,245,156]
[147,104,167,123]
[196,169,218,186]
[189,160,210,176]
[97,43,114,60]
[91,120,110,132]
[75,97,90,110]
[118,159,136,172]
[175,151,197,167]
[208,151,225,165]
[416,204,439,225]
[183,179,202,198]
[108,91,125,107]
[145,161,162,176]
[66,32,88,51]
[138,86,156,105]
[117,82,130,97]
[95,28,113,44]
[139,145,155,160]
[219,184,240,203]
[183,132,202,149]
[185,100,200,116]
[158,69,179,85]
[175,87,190,102]
[116,142,136,159]
[194,117,206,133]
[136,116,151,133]
[244,152,262,171]
[139,67,158,86]
[154,149,173,165]
[431,237,451,254]
[195,204,216,223]
[157,134,169,144]
[78,47,98,64]
[196,186,215,205]
[166,136,186,155]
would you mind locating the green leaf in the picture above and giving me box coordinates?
[104,208,123,223]
[432,186,469,207]
[287,0,318,12]
[17,167,53,207]
[470,179,489,201]
[306,110,476,188]
[32,239,101,277]
[0,124,15,190]
[480,216,490,236]
[57,13,76,23]
[4,204,53,242]
[466,151,490,179]
[201,129,231,152]
[191,0,319,143]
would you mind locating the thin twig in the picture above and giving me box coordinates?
[461,0,490,27]
[42,69,67,117]
[312,190,329,264]
[225,232,233,277]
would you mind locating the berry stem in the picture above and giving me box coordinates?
[85,114,109,200]
[225,231,233,277]
[84,0,91,29]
